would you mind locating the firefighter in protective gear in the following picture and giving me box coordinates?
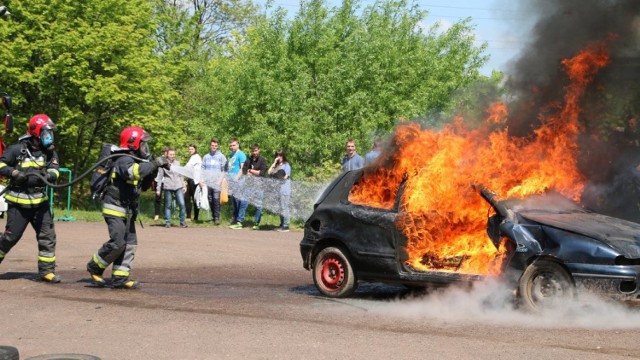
[86,126,170,289]
[0,114,60,282]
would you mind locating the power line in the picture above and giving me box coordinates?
[261,2,526,20]
[263,0,525,13]
[419,2,522,13]
[428,13,525,21]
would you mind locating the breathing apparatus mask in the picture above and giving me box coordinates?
[138,140,151,160]
[40,128,54,148]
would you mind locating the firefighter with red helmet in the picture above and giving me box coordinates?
[0,114,61,282]
[86,126,169,289]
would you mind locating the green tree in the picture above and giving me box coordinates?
[151,0,259,153]
[0,0,177,186]
[191,0,488,178]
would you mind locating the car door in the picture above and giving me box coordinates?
[340,174,407,278]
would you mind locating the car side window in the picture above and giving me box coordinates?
[348,174,400,211]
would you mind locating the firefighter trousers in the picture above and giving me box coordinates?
[88,215,138,286]
[0,203,57,275]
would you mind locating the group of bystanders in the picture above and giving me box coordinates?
[154,138,292,232]
[154,136,383,230]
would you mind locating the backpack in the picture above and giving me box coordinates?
[90,144,120,200]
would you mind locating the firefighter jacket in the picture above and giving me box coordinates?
[0,139,59,207]
[102,153,158,218]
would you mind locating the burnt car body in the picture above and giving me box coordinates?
[300,169,640,310]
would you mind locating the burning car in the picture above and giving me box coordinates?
[300,40,640,311]
[300,169,640,311]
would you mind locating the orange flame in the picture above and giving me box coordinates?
[349,40,611,275]
[486,102,508,124]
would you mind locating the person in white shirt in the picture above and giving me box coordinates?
[184,143,202,222]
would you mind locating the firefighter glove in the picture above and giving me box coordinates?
[42,170,57,183]
[12,170,26,185]
[153,156,171,170]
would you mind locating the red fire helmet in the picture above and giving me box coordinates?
[119,126,151,151]
[27,114,56,138]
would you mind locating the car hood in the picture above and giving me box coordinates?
[518,210,640,257]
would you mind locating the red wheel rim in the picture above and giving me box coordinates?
[319,255,345,291]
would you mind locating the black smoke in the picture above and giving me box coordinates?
[501,0,640,220]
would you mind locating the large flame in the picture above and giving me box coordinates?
[349,40,611,275]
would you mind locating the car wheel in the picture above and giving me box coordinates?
[0,346,19,360]
[313,246,357,298]
[518,259,575,312]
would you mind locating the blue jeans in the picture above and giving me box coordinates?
[207,187,221,221]
[254,207,262,225]
[250,189,264,225]
[231,195,249,223]
[164,188,186,225]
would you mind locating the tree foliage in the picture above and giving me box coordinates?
[151,0,259,151]
[0,0,177,182]
[0,0,489,185]
[189,0,488,178]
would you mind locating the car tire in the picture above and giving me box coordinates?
[0,346,19,360]
[313,246,357,298]
[518,259,575,312]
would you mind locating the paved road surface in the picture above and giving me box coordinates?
[1,221,640,359]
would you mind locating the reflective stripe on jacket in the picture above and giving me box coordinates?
[102,153,158,218]
[0,140,59,208]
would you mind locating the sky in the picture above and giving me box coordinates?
[255,0,532,76]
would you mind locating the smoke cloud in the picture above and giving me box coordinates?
[506,0,640,97]
[369,280,640,329]
[497,0,640,220]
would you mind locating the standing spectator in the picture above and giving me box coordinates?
[268,149,291,232]
[342,139,364,172]
[184,144,202,222]
[156,148,187,228]
[227,138,248,229]
[365,138,383,166]
[0,114,62,282]
[153,146,169,221]
[200,138,226,225]
[87,126,170,289]
[244,143,268,230]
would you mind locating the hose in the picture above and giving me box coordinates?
[0,153,151,196]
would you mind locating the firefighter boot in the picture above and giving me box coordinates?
[40,273,61,283]
[87,260,107,287]
[111,276,140,290]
